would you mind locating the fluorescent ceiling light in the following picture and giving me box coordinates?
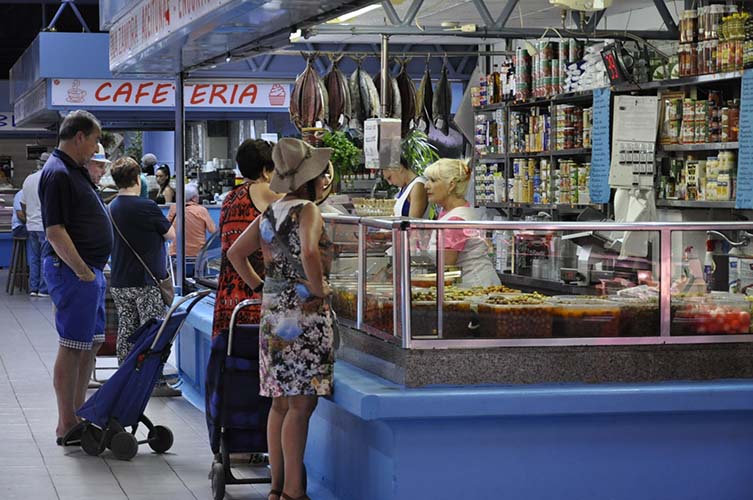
[327,4,381,24]
[290,29,302,42]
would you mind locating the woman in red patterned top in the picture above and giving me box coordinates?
[211,139,282,338]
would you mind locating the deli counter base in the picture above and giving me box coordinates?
[176,293,753,500]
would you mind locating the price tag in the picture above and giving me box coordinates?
[363,119,379,169]
[736,69,753,209]
[590,87,611,203]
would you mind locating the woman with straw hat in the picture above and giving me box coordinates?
[228,137,335,500]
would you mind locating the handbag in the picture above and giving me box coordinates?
[108,206,175,307]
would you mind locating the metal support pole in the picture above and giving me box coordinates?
[402,0,424,26]
[660,229,671,337]
[437,229,445,339]
[495,0,520,28]
[400,228,412,348]
[175,72,186,295]
[356,224,366,329]
[472,0,495,28]
[392,227,403,339]
[380,34,389,118]
[381,0,401,25]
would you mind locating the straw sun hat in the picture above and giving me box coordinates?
[90,143,111,165]
[270,138,332,193]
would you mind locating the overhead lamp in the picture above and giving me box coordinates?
[326,4,381,24]
[549,0,612,12]
[225,53,232,63]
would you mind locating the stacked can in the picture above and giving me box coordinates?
[477,74,488,106]
[582,107,593,148]
[680,98,696,144]
[474,114,488,156]
[578,162,591,203]
[509,112,527,153]
[515,47,531,101]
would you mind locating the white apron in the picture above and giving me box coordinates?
[428,206,501,288]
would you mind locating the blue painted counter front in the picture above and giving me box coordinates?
[0,232,13,267]
[177,295,753,500]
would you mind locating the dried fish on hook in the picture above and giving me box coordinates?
[415,57,433,133]
[396,58,417,136]
[323,55,351,130]
[290,52,328,131]
[433,62,452,136]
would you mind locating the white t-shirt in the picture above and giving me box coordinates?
[21,170,43,232]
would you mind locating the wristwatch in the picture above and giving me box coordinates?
[253,282,264,293]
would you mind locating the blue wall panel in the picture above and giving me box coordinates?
[142,131,175,174]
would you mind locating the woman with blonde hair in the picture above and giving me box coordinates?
[424,158,500,287]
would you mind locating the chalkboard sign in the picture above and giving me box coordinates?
[590,87,611,203]
[736,69,753,209]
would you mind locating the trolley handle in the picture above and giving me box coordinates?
[228,299,262,357]
[149,289,212,351]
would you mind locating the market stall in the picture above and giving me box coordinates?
[96,0,753,498]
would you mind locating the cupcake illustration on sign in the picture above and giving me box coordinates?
[268,84,286,106]
[66,80,86,103]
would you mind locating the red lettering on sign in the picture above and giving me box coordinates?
[134,82,154,103]
[209,84,227,105]
[230,84,239,104]
[238,84,257,104]
[95,83,113,102]
[190,84,209,104]
[112,83,133,103]
[153,83,171,104]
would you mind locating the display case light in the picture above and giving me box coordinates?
[549,0,612,12]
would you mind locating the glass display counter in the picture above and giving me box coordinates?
[325,215,753,348]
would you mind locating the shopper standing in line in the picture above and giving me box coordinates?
[141,152,158,176]
[39,110,113,445]
[11,188,26,238]
[228,138,335,500]
[108,157,180,397]
[155,165,175,204]
[167,183,216,276]
[211,139,281,338]
[22,153,49,296]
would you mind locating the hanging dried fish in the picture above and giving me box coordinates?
[415,61,433,133]
[349,59,380,132]
[396,59,417,136]
[290,54,328,131]
[433,64,452,136]
[324,56,350,129]
[372,70,401,119]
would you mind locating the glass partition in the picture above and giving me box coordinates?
[322,216,753,348]
[327,217,360,325]
[194,230,221,289]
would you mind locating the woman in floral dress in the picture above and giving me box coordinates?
[228,138,335,500]
[211,139,281,338]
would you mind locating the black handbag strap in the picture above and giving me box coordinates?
[108,204,162,287]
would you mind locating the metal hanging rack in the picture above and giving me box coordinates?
[267,49,514,58]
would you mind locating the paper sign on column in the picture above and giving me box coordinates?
[609,95,659,189]
[735,69,753,209]
[589,87,611,203]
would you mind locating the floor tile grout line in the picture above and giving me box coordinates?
[0,354,64,499]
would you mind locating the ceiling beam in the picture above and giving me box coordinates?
[381,0,401,26]
[308,24,679,40]
[471,0,495,27]
[586,9,606,32]
[401,0,423,26]
[495,0,519,28]
[652,0,678,37]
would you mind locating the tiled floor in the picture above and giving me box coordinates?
[0,270,272,500]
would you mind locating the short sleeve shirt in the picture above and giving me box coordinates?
[11,190,23,230]
[109,195,172,288]
[39,149,113,269]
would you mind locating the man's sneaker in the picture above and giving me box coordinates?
[29,291,38,297]
[152,383,182,398]
[36,292,49,298]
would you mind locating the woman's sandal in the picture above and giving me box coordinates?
[267,489,282,500]
[281,493,310,500]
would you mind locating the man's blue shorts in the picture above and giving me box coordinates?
[43,255,106,351]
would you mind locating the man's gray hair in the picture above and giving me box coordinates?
[185,183,199,201]
[141,153,158,168]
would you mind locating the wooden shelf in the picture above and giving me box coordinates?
[614,71,743,92]
[658,142,738,152]
[656,200,736,209]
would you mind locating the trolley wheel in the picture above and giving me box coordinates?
[210,462,226,500]
[147,425,174,454]
[111,431,138,460]
[80,424,105,456]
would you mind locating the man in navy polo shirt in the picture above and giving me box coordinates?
[39,110,113,445]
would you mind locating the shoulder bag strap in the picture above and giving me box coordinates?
[108,204,162,287]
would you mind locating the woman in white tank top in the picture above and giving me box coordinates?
[382,157,429,218]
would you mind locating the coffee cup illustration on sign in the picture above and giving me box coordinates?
[66,80,87,104]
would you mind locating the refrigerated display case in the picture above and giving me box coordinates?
[324,214,753,386]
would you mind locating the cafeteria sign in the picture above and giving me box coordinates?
[50,78,290,108]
